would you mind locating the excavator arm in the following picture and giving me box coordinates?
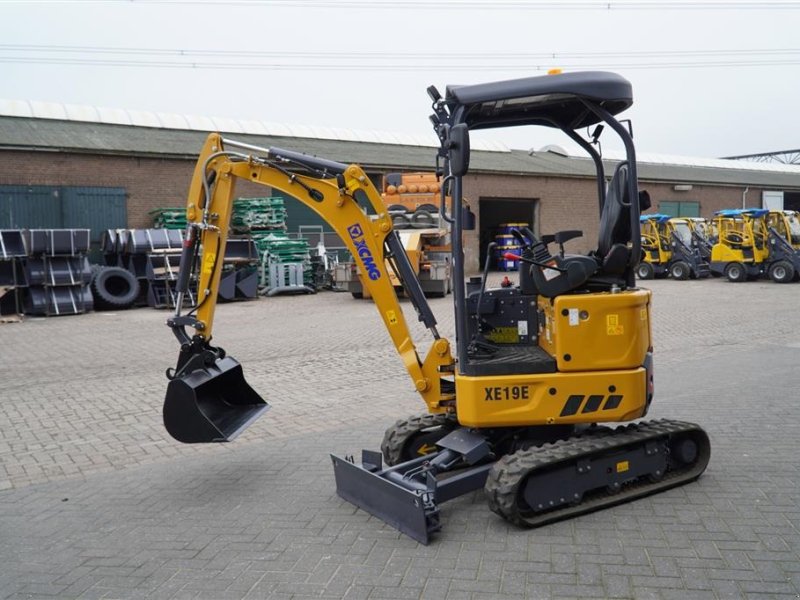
[164,134,454,443]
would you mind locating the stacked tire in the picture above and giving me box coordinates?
[91,266,140,310]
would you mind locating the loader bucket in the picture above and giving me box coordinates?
[164,355,269,443]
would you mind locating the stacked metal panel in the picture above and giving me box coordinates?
[23,229,93,316]
[230,196,311,293]
[231,197,288,232]
[149,208,188,230]
[252,232,313,292]
[0,230,28,322]
[251,232,310,264]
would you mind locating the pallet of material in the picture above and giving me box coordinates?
[0,286,22,323]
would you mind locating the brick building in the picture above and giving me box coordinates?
[2,102,799,272]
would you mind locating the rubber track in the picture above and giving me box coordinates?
[380,413,452,466]
[485,419,710,528]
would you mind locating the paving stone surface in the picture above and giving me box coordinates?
[1,276,799,599]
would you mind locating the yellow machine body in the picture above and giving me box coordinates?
[455,368,647,428]
[766,210,800,250]
[538,289,651,372]
[640,218,671,265]
[456,289,651,428]
[710,212,769,264]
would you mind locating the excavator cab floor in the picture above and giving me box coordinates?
[164,355,269,443]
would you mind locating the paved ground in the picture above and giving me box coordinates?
[1,276,799,599]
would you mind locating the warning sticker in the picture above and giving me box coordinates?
[568,308,579,326]
[518,320,528,336]
[542,266,560,281]
[606,314,624,335]
[202,252,216,275]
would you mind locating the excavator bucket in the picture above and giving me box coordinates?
[163,355,269,443]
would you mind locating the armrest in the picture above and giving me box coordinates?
[554,230,583,245]
[540,234,556,246]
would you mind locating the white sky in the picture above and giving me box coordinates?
[3,1,799,158]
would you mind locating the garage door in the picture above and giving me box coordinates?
[658,200,700,218]
[0,185,127,243]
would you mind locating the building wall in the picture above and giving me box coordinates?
[0,149,770,275]
[460,173,761,274]
[0,151,277,228]
[642,180,764,219]
[462,173,600,272]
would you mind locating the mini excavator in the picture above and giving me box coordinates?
[164,71,710,544]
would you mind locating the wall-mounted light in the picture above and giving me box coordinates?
[673,184,693,192]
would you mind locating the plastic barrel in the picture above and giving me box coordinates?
[494,245,521,271]
[494,234,517,247]
[497,222,530,236]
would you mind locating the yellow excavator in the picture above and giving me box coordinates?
[163,71,710,544]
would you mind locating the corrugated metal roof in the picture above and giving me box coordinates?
[0,99,509,152]
[600,148,800,175]
[1,107,799,190]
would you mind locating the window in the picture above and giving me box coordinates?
[659,200,700,218]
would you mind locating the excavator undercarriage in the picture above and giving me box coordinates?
[163,70,710,544]
[333,418,708,544]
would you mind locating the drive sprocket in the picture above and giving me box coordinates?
[380,412,455,466]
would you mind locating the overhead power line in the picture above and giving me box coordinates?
[1,44,799,71]
[2,44,799,60]
[129,0,800,9]
[2,55,798,71]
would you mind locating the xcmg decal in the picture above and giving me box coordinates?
[347,223,382,281]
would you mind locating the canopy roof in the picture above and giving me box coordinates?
[445,71,633,131]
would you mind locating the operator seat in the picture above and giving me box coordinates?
[595,162,637,277]
[529,162,645,297]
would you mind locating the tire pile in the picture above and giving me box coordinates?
[388,203,438,230]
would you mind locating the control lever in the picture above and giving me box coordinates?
[510,227,532,248]
[509,227,540,295]
[514,227,556,264]
[475,242,496,326]
[502,253,568,274]
[468,242,498,357]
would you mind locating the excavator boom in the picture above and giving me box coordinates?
[164,134,454,443]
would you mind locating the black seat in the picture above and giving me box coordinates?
[529,162,643,297]
[596,162,634,274]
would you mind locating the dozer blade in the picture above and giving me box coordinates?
[332,430,495,544]
[164,355,269,443]
[331,452,441,545]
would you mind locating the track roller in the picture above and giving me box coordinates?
[485,419,710,528]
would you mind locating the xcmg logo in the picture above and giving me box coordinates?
[347,223,382,281]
